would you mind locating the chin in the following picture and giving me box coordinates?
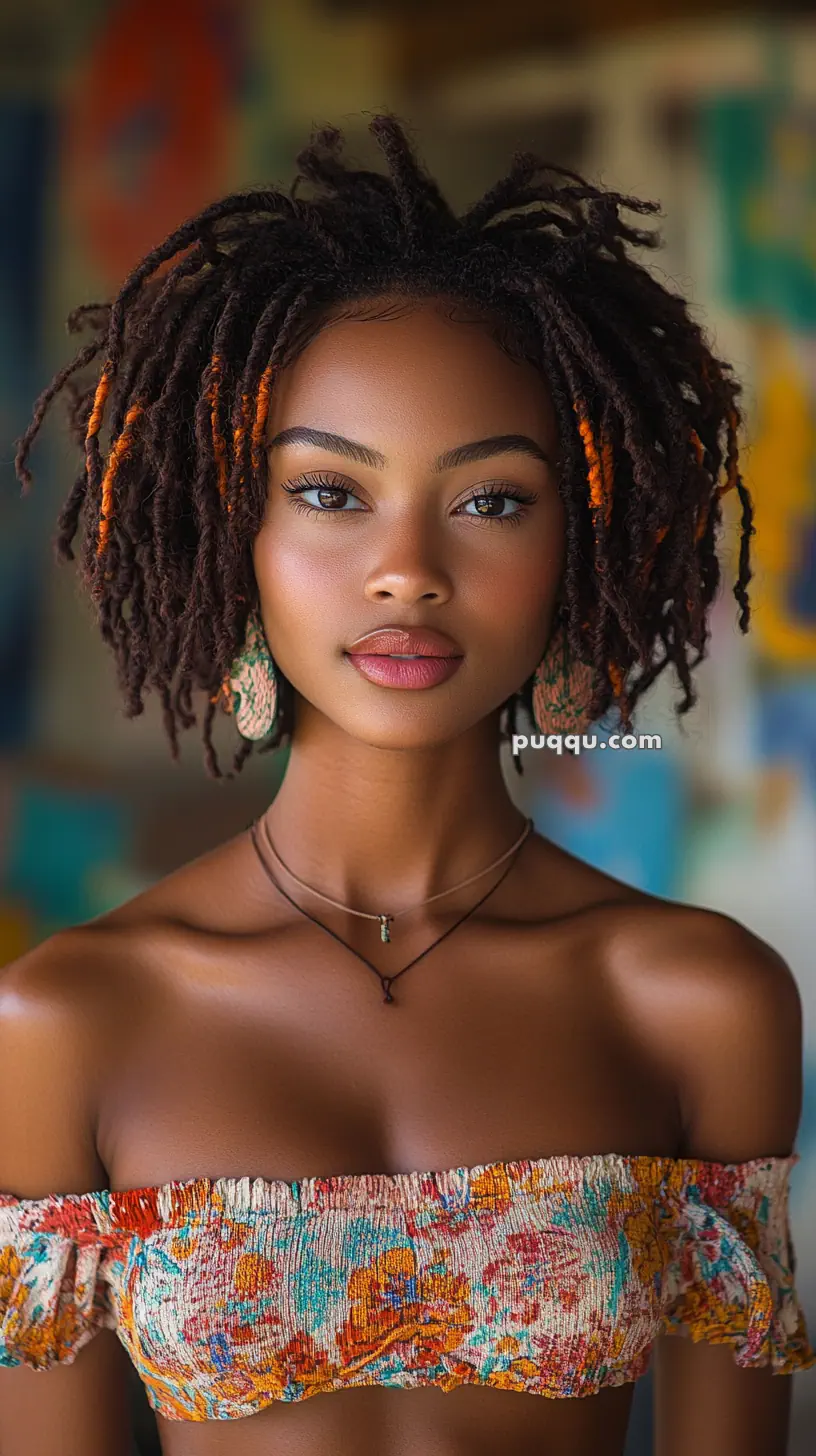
[330,706,478,752]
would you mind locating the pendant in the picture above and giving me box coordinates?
[379,914,393,943]
[382,977,394,1003]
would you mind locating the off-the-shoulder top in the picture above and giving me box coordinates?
[1,1152,814,1422]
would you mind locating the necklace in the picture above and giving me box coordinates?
[257,813,533,941]
[248,820,528,1004]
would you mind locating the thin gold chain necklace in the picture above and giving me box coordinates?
[256,813,533,941]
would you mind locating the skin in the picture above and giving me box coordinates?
[0,297,805,1456]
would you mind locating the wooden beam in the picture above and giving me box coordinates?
[319,0,808,91]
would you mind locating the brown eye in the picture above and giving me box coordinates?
[302,484,365,511]
[280,473,368,515]
[461,493,524,519]
[315,488,349,510]
[454,485,535,527]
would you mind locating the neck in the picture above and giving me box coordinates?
[260,706,528,915]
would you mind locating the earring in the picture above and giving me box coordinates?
[224,610,279,740]
[532,615,595,735]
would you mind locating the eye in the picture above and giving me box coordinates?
[456,486,536,525]
[280,471,367,515]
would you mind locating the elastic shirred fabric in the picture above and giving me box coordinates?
[1,1152,813,1420]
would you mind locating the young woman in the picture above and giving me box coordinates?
[2,112,813,1456]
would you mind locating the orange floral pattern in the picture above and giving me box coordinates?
[0,1152,813,1420]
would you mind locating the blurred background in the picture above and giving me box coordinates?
[1,2,815,1451]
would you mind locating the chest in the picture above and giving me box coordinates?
[96,912,681,1191]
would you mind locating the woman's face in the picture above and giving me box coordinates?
[253,295,566,749]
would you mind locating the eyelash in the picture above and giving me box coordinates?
[280,471,537,527]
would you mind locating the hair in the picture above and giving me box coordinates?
[15,111,752,781]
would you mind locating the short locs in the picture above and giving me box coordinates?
[15,111,752,780]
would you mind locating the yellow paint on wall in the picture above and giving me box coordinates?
[741,321,816,664]
[0,903,32,967]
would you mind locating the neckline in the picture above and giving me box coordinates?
[1,1150,799,1228]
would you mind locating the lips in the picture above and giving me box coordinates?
[345,626,463,657]
[344,625,465,690]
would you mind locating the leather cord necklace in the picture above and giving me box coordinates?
[248,819,528,1004]
[258,812,532,942]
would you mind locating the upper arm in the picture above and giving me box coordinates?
[0,936,131,1456]
[651,911,804,1456]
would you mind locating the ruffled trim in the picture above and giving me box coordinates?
[0,1229,116,1370]
[658,1154,815,1373]
[0,1151,800,1232]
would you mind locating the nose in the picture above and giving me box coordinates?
[362,527,454,606]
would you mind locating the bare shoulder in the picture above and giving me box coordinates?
[0,930,124,1195]
[527,841,801,1159]
[1,821,304,1068]
[0,906,190,1191]
[0,926,108,1056]
[593,897,803,1162]
[0,913,156,1030]
[0,836,253,1201]
[0,824,282,1050]
[0,857,224,1092]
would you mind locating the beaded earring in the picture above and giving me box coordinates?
[532,612,595,735]
[222,610,279,740]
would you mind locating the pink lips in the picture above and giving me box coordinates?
[345,626,464,690]
[349,655,463,688]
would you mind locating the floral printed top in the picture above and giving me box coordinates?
[1,1151,814,1422]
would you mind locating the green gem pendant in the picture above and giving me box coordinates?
[379,915,392,943]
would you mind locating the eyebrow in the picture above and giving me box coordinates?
[267,426,550,472]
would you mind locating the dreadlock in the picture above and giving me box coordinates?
[15,111,753,781]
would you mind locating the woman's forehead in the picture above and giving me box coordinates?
[266,301,558,447]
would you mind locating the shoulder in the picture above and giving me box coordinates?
[0,823,280,1038]
[601,900,803,1162]
[0,927,102,1047]
[0,930,116,1196]
[0,914,175,1165]
[0,898,196,1104]
[0,917,154,1029]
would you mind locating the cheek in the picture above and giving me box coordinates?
[461,529,563,646]
[253,525,350,623]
